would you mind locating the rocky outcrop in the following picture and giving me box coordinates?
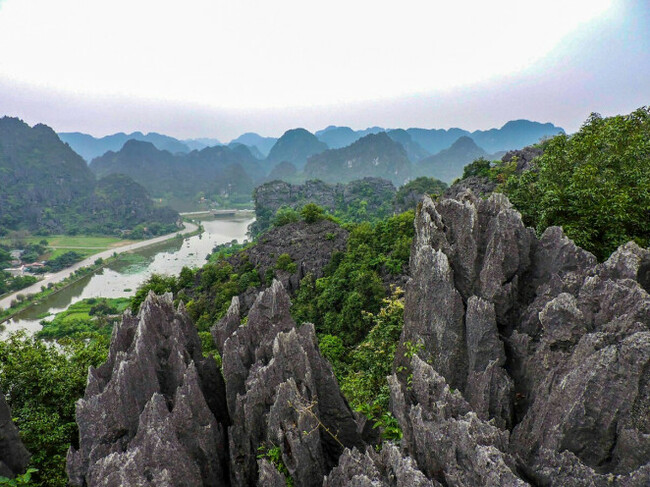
[393,190,650,485]
[0,392,30,479]
[67,292,229,486]
[69,188,650,486]
[323,444,436,487]
[443,175,497,199]
[501,145,543,172]
[232,219,348,303]
[216,280,366,486]
[251,177,396,236]
[70,282,373,486]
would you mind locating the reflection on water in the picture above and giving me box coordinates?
[4,216,254,334]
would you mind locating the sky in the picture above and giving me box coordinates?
[0,0,648,141]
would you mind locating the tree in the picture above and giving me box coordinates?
[0,333,108,487]
[503,107,650,260]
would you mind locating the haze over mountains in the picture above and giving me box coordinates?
[51,118,565,211]
[0,117,178,235]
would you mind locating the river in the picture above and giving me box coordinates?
[2,215,254,335]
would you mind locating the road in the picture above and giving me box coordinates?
[0,222,199,311]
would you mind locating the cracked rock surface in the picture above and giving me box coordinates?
[393,191,650,486]
[68,190,650,486]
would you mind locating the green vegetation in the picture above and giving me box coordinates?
[335,290,405,439]
[291,210,414,345]
[300,203,326,223]
[0,468,38,486]
[394,176,448,211]
[0,333,109,487]
[37,297,131,340]
[275,253,297,273]
[257,444,294,487]
[0,118,179,237]
[251,178,396,236]
[272,206,300,227]
[502,108,650,260]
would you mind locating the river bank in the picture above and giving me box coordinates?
[0,222,199,312]
[1,215,254,335]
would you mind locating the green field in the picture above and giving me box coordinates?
[37,297,132,339]
[0,234,138,259]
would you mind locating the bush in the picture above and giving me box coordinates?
[300,203,326,224]
[0,333,109,487]
[275,253,297,273]
[272,206,300,227]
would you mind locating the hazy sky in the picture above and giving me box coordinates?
[0,0,648,141]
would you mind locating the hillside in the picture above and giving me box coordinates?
[304,132,411,185]
[251,177,396,235]
[386,129,430,161]
[0,117,178,235]
[265,128,328,170]
[229,132,278,157]
[58,131,192,161]
[90,140,261,209]
[417,135,489,183]
[470,119,564,152]
[405,127,471,154]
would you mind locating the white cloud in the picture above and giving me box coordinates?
[0,0,614,110]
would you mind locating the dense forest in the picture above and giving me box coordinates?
[0,108,648,486]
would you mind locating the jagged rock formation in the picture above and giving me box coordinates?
[70,282,379,486]
[323,444,436,487]
[392,190,650,485]
[501,146,543,172]
[0,392,30,479]
[443,174,497,199]
[69,189,649,486]
[67,292,229,486]
[214,280,367,486]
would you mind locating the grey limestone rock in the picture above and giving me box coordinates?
[323,444,437,487]
[393,190,650,485]
[67,292,229,487]
[0,392,30,479]
[219,280,365,486]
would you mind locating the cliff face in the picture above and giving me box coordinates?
[68,190,650,486]
[393,190,650,485]
[0,393,30,479]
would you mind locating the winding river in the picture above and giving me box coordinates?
[2,215,254,335]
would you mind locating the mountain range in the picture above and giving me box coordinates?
[0,118,178,235]
[89,140,262,208]
[49,119,564,210]
[304,132,412,185]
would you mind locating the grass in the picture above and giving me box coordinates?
[37,297,131,339]
[0,235,138,260]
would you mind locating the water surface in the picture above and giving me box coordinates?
[4,216,253,334]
